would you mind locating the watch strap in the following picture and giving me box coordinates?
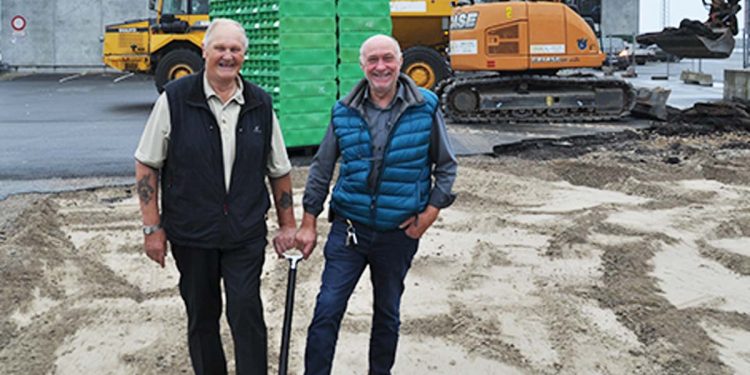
[142,223,162,235]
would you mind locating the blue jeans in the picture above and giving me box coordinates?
[304,218,419,375]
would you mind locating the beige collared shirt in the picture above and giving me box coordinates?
[135,73,292,191]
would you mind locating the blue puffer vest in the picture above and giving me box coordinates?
[330,88,437,230]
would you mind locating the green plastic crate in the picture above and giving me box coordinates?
[278,111,332,131]
[244,64,336,81]
[337,1,390,17]
[338,78,365,98]
[275,94,337,114]
[256,81,337,101]
[246,49,337,67]
[279,17,336,34]
[278,0,335,17]
[276,80,338,98]
[338,32,377,48]
[339,47,361,64]
[338,17,392,33]
[280,64,337,80]
[281,33,337,49]
[337,63,363,79]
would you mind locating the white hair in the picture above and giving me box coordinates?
[359,34,402,64]
[203,18,248,51]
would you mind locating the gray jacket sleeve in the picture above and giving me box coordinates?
[428,109,458,209]
[302,121,339,216]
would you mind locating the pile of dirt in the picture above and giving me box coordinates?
[494,101,750,161]
[669,100,750,132]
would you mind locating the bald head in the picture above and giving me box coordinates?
[359,34,402,65]
[358,34,403,102]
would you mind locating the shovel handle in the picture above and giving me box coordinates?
[284,249,304,269]
[279,250,303,375]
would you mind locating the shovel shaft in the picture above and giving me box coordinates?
[278,267,297,375]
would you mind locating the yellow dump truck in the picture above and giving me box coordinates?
[102,0,209,92]
[103,0,454,91]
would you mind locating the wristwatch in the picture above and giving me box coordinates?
[142,223,162,235]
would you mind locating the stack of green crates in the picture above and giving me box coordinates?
[211,0,338,148]
[336,1,392,97]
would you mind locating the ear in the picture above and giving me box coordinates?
[202,43,207,59]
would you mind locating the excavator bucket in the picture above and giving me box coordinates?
[637,19,735,59]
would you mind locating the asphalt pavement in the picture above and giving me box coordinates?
[0,58,734,199]
[0,72,157,179]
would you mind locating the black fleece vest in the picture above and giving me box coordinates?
[161,72,273,248]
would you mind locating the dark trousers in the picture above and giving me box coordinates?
[172,238,267,375]
[304,219,419,375]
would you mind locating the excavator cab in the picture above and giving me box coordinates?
[637,0,740,59]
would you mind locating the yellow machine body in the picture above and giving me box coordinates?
[102,0,209,91]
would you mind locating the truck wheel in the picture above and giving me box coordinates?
[155,49,203,93]
[402,46,451,91]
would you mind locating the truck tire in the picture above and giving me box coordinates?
[402,46,451,91]
[154,49,203,93]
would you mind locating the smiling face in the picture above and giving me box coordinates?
[202,22,246,86]
[360,35,403,99]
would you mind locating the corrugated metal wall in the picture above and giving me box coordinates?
[0,0,148,67]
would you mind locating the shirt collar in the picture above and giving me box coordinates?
[203,72,245,105]
[364,82,404,110]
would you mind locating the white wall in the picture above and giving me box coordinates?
[1,0,149,67]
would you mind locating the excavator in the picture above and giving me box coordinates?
[439,0,636,123]
[637,0,741,59]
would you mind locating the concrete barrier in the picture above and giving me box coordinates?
[680,70,714,87]
[724,69,750,101]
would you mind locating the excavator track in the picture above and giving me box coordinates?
[437,73,636,123]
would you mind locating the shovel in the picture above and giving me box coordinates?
[279,249,304,375]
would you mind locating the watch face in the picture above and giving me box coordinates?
[143,225,160,235]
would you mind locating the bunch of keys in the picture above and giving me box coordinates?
[345,219,358,247]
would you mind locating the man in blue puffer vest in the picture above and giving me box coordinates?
[295,34,458,375]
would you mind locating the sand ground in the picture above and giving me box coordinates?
[2,131,750,375]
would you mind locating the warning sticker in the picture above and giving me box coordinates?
[530,44,566,55]
[450,40,478,55]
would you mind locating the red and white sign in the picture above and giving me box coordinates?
[11,15,27,32]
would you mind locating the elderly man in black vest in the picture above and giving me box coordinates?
[134,18,296,375]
